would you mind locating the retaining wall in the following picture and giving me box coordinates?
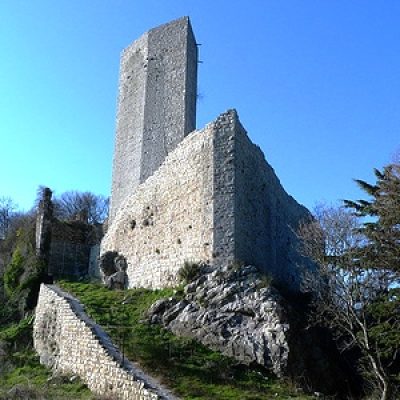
[33,284,177,400]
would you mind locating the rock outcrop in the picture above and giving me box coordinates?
[147,263,359,395]
[147,263,289,376]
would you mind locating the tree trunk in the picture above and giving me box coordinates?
[367,353,389,400]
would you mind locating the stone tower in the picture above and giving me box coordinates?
[110,17,198,221]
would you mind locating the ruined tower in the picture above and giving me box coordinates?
[110,17,198,221]
[103,17,313,293]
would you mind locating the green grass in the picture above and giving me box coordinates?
[0,317,94,399]
[59,281,315,400]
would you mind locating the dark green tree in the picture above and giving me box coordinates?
[298,162,400,400]
[1,211,45,323]
[345,162,400,273]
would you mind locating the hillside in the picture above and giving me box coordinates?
[0,279,315,399]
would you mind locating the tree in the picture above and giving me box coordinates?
[53,191,109,224]
[344,162,400,273]
[0,197,17,239]
[0,209,43,323]
[298,167,400,400]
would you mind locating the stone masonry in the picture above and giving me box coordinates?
[35,187,53,262]
[102,115,214,289]
[110,17,198,221]
[102,110,312,292]
[35,188,104,279]
[104,17,313,292]
[33,284,177,400]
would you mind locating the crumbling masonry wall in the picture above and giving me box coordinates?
[102,110,311,292]
[47,220,103,278]
[35,190,104,279]
[233,121,312,289]
[33,284,176,400]
[102,116,216,289]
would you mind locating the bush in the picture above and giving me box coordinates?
[3,243,46,318]
[4,248,25,297]
[229,260,245,271]
[178,261,201,283]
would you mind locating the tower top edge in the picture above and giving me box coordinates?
[121,16,196,56]
[148,16,192,34]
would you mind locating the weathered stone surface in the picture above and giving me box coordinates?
[100,251,128,290]
[110,17,198,221]
[35,188,104,279]
[103,15,315,292]
[35,187,53,261]
[102,110,313,292]
[99,250,119,276]
[146,264,290,377]
[34,284,178,400]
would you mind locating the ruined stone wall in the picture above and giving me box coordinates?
[48,242,91,278]
[212,110,311,291]
[233,119,312,292]
[110,17,198,221]
[35,188,53,260]
[211,112,236,267]
[102,121,215,289]
[47,221,103,279]
[33,284,176,400]
[35,187,104,279]
[103,110,312,292]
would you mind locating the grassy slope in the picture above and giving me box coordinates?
[58,281,315,400]
[0,317,94,399]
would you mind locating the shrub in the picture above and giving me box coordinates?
[3,248,25,297]
[229,260,245,272]
[3,242,46,317]
[256,274,273,289]
[178,261,201,283]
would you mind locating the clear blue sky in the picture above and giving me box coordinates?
[1,1,399,212]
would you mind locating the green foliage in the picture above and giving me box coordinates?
[0,364,93,399]
[178,260,201,283]
[344,162,400,272]
[344,163,400,394]
[3,248,25,297]
[0,379,92,400]
[0,316,32,345]
[3,244,45,318]
[59,281,314,400]
[256,273,273,289]
[0,318,93,399]
[0,211,36,278]
[1,215,46,320]
[366,289,400,380]
[299,161,400,398]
